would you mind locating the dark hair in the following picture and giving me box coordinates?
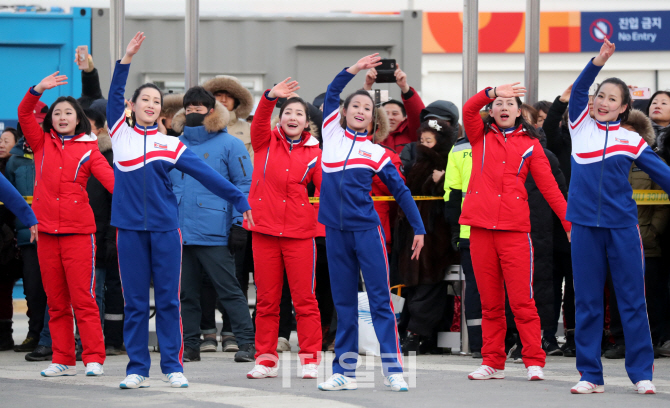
[484,96,540,139]
[42,96,91,135]
[594,78,632,122]
[1,127,18,143]
[131,83,164,125]
[382,99,406,117]
[417,119,452,146]
[213,90,240,110]
[183,86,216,111]
[646,90,670,118]
[341,90,377,130]
[84,108,105,130]
[533,100,551,115]
[520,103,539,126]
[279,97,311,125]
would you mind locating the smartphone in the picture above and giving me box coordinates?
[375,59,397,83]
[76,45,89,70]
[630,87,651,100]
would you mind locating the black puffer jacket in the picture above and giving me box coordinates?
[524,135,567,329]
[86,129,117,267]
[543,96,572,185]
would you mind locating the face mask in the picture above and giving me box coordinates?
[185,112,207,128]
[166,128,181,137]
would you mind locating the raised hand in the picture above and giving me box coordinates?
[559,84,573,103]
[363,67,377,91]
[121,32,146,64]
[395,65,410,94]
[492,82,527,98]
[594,38,615,66]
[268,77,300,99]
[347,53,382,75]
[34,71,68,94]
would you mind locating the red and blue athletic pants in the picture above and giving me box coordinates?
[571,224,653,385]
[252,232,321,366]
[38,233,105,366]
[326,225,403,377]
[470,227,545,369]
[117,228,184,377]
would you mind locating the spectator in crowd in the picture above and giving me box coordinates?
[396,119,458,355]
[83,107,125,356]
[158,92,185,137]
[445,129,483,358]
[244,79,323,380]
[400,100,459,175]
[4,124,48,355]
[76,53,105,109]
[541,84,576,357]
[168,86,256,364]
[18,70,114,377]
[461,81,570,383]
[533,100,551,128]
[363,65,425,153]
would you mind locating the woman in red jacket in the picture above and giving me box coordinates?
[244,78,323,380]
[18,72,115,377]
[460,83,571,382]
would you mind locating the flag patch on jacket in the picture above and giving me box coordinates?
[358,149,372,159]
[615,137,629,145]
[154,142,168,150]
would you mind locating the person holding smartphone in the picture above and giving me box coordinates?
[363,63,425,154]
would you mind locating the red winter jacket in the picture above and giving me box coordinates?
[459,89,571,233]
[18,88,115,235]
[243,91,322,239]
[371,142,405,244]
[383,87,425,154]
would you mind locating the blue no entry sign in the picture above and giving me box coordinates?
[582,11,670,51]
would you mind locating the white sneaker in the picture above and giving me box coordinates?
[384,373,409,392]
[119,374,150,389]
[318,373,358,391]
[301,363,318,379]
[41,364,76,377]
[247,364,279,379]
[635,380,656,394]
[527,366,544,381]
[468,365,505,380]
[85,362,104,376]
[162,372,189,388]
[570,381,604,394]
[276,337,291,352]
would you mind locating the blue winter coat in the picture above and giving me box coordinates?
[170,104,252,246]
[4,138,36,246]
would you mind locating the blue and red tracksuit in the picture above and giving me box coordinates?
[320,69,425,377]
[568,59,670,385]
[108,61,251,377]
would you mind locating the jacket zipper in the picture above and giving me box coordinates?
[143,129,148,230]
[238,157,247,176]
[339,132,357,230]
[596,123,609,227]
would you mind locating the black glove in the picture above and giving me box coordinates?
[451,229,460,252]
[228,224,248,253]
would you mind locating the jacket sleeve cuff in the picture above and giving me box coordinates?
[263,90,277,101]
[29,86,42,96]
[402,87,415,100]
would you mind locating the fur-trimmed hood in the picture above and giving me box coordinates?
[170,101,231,134]
[202,76,254,120]
[96,128,112,153]
[162,93,184,120]
[624,109,656,147]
